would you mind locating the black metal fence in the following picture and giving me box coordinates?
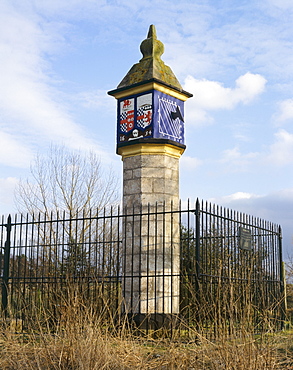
[0,200,285,335]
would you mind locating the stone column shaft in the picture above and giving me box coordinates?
[122,147,181,315]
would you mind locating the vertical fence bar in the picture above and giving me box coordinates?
[195,199,200,284]
[2,215,12,318]
[278,225,286,328]
[154,202,158,328]
[195,198,201,332]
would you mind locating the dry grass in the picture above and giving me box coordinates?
[0,283,291,369]
[0,300,292,370]
[1,329,292,370]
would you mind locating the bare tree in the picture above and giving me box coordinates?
[15,145,119,216]
[9,147,121,320]
[14,146,121,278]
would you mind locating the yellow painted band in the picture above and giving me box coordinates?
[118,143,185,160]
[111,82,190,101]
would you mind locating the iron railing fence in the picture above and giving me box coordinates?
[180,200,285,336]
[0,200,285,336]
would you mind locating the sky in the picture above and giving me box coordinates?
[0,0,293,256]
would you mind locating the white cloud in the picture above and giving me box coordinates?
[233,73,267,104]
[0,130,33,168]
[275,99,293,123]
[268,129,293,165]
[77,90,116,111]
[0,2,107,161]
[221,147,258,161]
[183,72,266,124]
[220,146,259,171]
[211,188,293,223]
[266,0,293,11]
[212,191,261,203]
[221,147,242,161]
[0,177,19,215]
[181,155,202,170]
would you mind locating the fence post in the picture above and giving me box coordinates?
[194,199,201,330]
[195,199,201,282]
[2,215,12,318]
[278,225,286,328]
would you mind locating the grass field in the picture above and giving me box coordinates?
[0,301,292,370]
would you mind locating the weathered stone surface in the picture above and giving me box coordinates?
[122,152,181,314]
[123,154,180,209]
[117,25,182,91]
[123,169,133,181]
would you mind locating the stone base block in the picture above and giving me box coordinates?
[126,312,179,331]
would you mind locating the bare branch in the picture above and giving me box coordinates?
[15,145,119,216]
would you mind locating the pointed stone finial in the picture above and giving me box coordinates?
[148,24,156,38]
[140,25,164,61]
[116,25,183,90]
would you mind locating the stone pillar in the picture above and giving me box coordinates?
[108,25,192,328]
[121,144,182,322]
[122,145,180,208]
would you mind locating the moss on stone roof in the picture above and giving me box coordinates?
[117,25,183,90]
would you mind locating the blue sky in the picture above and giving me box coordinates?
[0,0,293,256]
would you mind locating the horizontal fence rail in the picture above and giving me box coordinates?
[0,200,285,336]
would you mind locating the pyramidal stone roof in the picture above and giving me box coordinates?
[117,25,183,91]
